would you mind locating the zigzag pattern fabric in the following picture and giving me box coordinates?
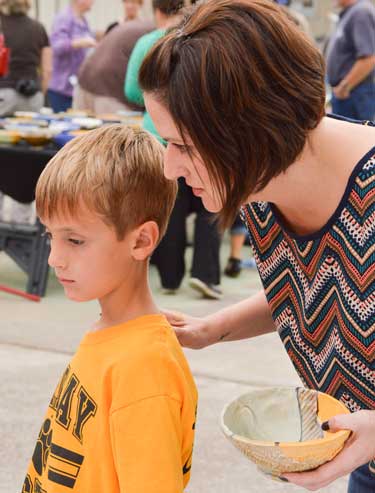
[242,144,375,412]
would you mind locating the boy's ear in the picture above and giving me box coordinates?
[131,221,160,260]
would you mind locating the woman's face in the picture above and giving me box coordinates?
[75,0,94,13]
[145,93,223,213]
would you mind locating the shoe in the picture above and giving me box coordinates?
[224,257,242,277]
[189,278,223,300]
[241,257,257,269]
[162,288,178,295]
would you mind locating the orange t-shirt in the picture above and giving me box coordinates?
[22,314,198,493]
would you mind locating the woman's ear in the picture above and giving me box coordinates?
[131,221,160,260]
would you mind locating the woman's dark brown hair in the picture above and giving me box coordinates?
[152,0,185,15]
[139,0,326,227]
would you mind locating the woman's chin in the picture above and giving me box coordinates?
[202,198,222,213]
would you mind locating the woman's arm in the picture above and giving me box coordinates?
[164,290,276,349]
[50,15,74,55]
[51,15,96,55]
[40,47,52,94]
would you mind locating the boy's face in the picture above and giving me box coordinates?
[42,207,134,302]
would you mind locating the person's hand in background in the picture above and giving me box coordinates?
[71,36,97,49]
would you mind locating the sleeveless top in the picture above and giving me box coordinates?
[241,121,375,412]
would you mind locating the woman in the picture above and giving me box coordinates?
[0,0,50,223]
[138,0,375,491]
[0,0,50,116]
[48,0,96,112]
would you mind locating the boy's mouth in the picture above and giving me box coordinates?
[58,277,75,284]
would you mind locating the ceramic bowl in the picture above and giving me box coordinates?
[221,387,351,477]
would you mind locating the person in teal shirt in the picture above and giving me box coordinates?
[125,0,223,300]
[125,0,183,140]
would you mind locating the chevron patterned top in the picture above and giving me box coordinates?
[242,134,375,412]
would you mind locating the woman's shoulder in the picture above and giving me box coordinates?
[27,16,49,37]
[52,7,74,28]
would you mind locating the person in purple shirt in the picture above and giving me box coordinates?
[48,0,96,112]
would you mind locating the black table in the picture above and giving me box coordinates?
[0,142,58,298]
[0,142,56,203]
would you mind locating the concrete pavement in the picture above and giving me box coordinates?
[0,238,349,493]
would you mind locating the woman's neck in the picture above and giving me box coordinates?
[155,12,182,30]
[71,3,85,18]
[250,116,374,236]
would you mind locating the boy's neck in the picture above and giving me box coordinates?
[92,266,159,331]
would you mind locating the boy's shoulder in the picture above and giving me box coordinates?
[105,316,194,413]
[110,315,183,377]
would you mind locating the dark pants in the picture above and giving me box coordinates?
[152,178,221,289]
[331,82,375,121]
[348,462,375,493]
[47,89,72,113]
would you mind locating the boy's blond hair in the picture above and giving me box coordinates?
[36,124,177,240]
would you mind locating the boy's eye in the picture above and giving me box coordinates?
[42,231,52,241]
[69,238,84,246]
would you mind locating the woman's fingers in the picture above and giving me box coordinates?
[283,410,375,490]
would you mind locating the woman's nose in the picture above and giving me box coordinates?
[164,145,185,180]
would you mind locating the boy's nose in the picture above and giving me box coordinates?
[48,246,66,270]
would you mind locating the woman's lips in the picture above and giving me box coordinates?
[192,187,204,197]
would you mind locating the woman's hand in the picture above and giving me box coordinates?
[282,410,375,491]
[162,309,214,349]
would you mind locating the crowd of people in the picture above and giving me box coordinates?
[0,0,373,299]
[0,0,374,492]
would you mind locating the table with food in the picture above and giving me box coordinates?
[0,109,143,301]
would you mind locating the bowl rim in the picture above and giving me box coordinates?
[220,388,351,448]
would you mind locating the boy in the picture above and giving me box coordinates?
[21,125,198,493]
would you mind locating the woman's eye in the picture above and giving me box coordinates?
[172,143,190,154]
[42,231,52,241]
[69,238,84,246]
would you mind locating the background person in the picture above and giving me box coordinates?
[326,0,375,120]
[106,0,144,34]
[224,214,249,278]
[0,0,50,116]
[125,0,222,300]
[48,0,96,113]
[74,18,154,114]
[139,0,375,490]
[0,0,51,224]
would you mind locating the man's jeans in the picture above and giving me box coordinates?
[331,82,375,121]
[348,462,375,493]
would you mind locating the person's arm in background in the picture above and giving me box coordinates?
[50,13,96,55]
[333,8,375,99]
[164,290,277,349]
[334,55,375,98]
[40,46,52,94]
[124,34,151,106]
